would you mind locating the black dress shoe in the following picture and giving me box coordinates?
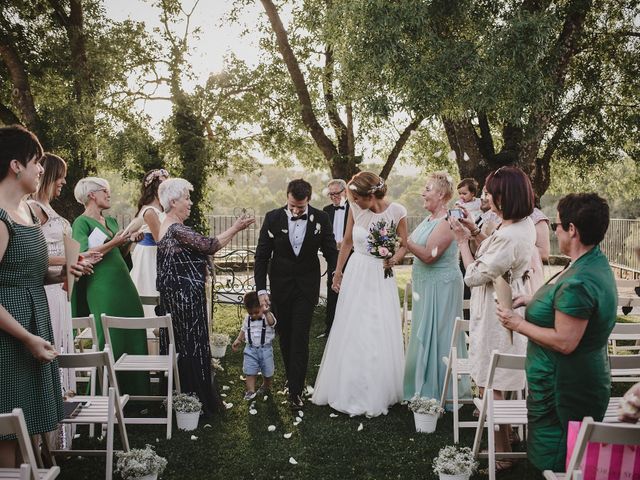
[288,395,304,411]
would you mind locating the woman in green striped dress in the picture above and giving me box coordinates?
[0,126,83,466]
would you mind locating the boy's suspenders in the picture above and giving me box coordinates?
[247,316,267,347]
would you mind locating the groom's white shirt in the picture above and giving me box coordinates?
[285,206,309,256]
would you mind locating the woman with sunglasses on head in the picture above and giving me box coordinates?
[449,166,536,472]
[130,169,169,317]
[71,177,149,395]
[496,193,616,474]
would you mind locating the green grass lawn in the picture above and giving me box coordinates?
[57,299,637,479]
[58,302,555,480]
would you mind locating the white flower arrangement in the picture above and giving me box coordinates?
[432,445,478,475]
[407,394,444,415]
[116,445,167,479]
[211,357,224,372]
[211,333,230,347]
[170,392,202,414]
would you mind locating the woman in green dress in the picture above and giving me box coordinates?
[0,125,83,466]
[71,177,148,395]
[496,193,617,472]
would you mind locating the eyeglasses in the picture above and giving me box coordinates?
[550,222,562,232]
[94,188,110,195]
[328,189,344,197]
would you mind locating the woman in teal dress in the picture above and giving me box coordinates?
[71,177,149,395]
[497,193,617,472]
[404,171,470,402]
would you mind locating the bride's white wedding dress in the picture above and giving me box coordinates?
[312,201,405,416]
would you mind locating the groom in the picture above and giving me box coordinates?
[254,179,337,410]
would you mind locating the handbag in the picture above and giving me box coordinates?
[566,420,640,479]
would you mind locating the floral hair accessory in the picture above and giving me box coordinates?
[370,179,385,193]
[144,169,169,187]
[348,184,359,191]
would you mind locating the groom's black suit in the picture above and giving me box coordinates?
[254,205,337,398]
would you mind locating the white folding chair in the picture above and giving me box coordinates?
[472,351,528,480]
[71,315,102,437]
[609,354,640,383]
[101,314,181,439]
[139,296,161,354]
[609,322,640,355]
[439,317,475,443]
[0,409,60,480]
[402,281,412,350]
[543,417,640,480]
[51,347,129,480]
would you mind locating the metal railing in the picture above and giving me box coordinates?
[117,212,640,272]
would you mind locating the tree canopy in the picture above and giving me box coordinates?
[327,0,639,194]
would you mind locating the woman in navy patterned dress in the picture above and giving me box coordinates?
[156,178,254,415]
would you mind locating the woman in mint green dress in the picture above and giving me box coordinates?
[497,193,617,472]
[71,177,149,395]
[404,171,470,402]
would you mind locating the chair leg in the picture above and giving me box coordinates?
[452,359,460,444]
[106,389,115,480]
[89,367,96,437]
[487,395,496,480]
[166,353,174,440]
[439,355,451,412]
[472,397,487,458]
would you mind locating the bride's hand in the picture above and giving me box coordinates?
[332,271,342,293]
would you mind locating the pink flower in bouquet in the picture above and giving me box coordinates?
[378,246,389,257]
[379,228,388,236]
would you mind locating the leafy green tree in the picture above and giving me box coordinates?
[228,0,426,180]
[328,0,639,195]
[0,0,157,217]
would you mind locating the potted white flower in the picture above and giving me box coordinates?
[171,392,202,431]
[407,394,444,433]
[211,333,230,358]
[432,445,478,480]
[116,444,167,480]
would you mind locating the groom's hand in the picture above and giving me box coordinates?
[259,293,271,310]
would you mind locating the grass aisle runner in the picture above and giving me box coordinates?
[60,305,542,479]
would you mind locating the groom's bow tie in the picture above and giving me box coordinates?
[290,214,308,221]
[333,205,345,210]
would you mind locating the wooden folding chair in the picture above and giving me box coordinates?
[609,322,640,355]
[51,347,129,480]
[0,409,60,480]
[543,417,640,480]
[439,317,474,443]
[472,351,528,480]
[609,354,640,383]
[101,314,181,439]
[402,281,412,350]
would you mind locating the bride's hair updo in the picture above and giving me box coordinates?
[347,171,387,199]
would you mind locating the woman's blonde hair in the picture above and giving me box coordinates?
[74,177,109,205]
[427,171,455,202]
[347,171,387,199]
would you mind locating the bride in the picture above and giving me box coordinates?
[312,171,408,416]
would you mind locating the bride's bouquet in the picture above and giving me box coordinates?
[367,219,400,278]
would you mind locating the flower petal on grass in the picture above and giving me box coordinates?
[268,425,276,432]
[190,435,198,440]
[223,401,233,410]
[357,423,364,432]
[283,432,292,439]
[220,393,227,398]
[289,457,298,465]
[249,409,258,415]
[240,375,246,380]
[298,411,304,417]
[329,413,339,418]
[222,385,230,391]
[281,400,288,405]
[204,424,212,428]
